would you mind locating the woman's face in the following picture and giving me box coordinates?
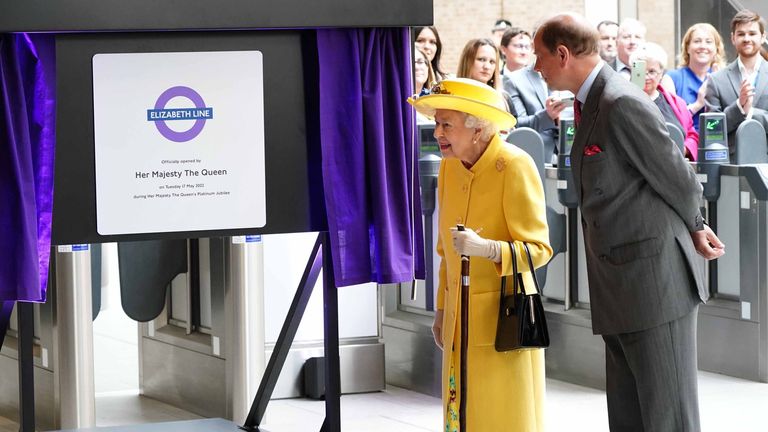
[415,28,438,62]
[414,51,428,91]
[644,59,664,95]
[687,28,716,67]
[470,45,497,84]
[433,109,480,162]
[504,34,532,70]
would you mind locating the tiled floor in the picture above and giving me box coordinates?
[25,372,767,432]
[3,305,768,431]
[256,372,768,432]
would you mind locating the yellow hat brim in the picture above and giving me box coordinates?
[408,93,517,129]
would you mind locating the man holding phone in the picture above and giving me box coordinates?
[612,18,646,81]
[504,63,568,162]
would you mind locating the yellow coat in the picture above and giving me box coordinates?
[437,134,553,431]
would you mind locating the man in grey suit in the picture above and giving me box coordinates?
[503,65,566,162]
[533,13,725,432]
[705,9,768,158]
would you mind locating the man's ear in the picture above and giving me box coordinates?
[557,45,569,65]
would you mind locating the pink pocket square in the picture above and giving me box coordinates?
[584,144,603,156]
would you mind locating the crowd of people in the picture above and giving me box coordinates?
[407,8,767,432]
[413,10,768,163]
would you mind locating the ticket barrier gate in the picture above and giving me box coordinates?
[541,166,605,389]
[666,122,685,156]
[382,122,442,397]
[535,118,605,389]
[496,115,768,389]
[131,236,384,421]
[539,117,747,389]
[122,237,266,421]
[697,118,768,382]
[506,127,566,288]
[0,245,102,430]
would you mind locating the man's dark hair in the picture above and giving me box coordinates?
[731,9,765,34]
[493,19,512,31]
[536,16,599,57]
[596,20,619,31]
[500,27,531,47]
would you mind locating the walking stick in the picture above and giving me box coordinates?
[457,225,469,431]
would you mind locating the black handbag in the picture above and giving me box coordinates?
[494,241,550,352]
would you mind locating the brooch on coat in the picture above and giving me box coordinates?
[496,157,507,172]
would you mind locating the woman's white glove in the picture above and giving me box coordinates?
[450,227,502,262]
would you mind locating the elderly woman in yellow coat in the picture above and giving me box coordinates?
[408,78,552,432]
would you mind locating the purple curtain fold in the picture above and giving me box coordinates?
[0,34,56,302]
[316,28,424,287]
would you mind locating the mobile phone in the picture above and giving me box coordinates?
[553,90,575,102]
[552,90,575,107]
[631,60,646,89]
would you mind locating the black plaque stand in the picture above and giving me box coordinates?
[241,231,342,432]
[1,301,36,431]
[0,301,36,431]
[17,302,36,432]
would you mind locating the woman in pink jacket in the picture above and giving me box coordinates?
[633,42,699,160]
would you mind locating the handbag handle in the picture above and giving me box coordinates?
[521,243,541,295]
[500,241,519,300]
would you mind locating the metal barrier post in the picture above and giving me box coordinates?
[230,236,267,422]
[54,244,96,429]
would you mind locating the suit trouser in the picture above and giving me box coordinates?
[602,307,700,432]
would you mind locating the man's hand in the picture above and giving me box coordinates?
[691,225,725,260]
[545,96,567,121]
[739,79,754,114]
[432,309,444,350]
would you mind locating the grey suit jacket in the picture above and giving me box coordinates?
[573,64,707,335]
[502,67,558,160]
[704,59,768,152]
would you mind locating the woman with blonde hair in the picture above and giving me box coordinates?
[665,23,727,128]
[408,78,551,431]
[457,38,502,90]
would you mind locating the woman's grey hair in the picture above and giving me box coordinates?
[463,114,498,141]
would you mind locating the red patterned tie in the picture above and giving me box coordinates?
[574,100,582,127]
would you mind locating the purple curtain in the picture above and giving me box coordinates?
[0,34,56,303]
[316,28,424,287]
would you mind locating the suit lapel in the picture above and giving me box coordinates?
[755,60,768,105]
[526,67,547,107]
[571,66,609,196]
[727,61,742,98]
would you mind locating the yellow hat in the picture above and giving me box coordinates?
[407,78,517,129]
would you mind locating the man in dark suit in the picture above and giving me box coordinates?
[597,20,618,64]
[705,9,768,157]
[503,64,565,162]
[533,13,725,431]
